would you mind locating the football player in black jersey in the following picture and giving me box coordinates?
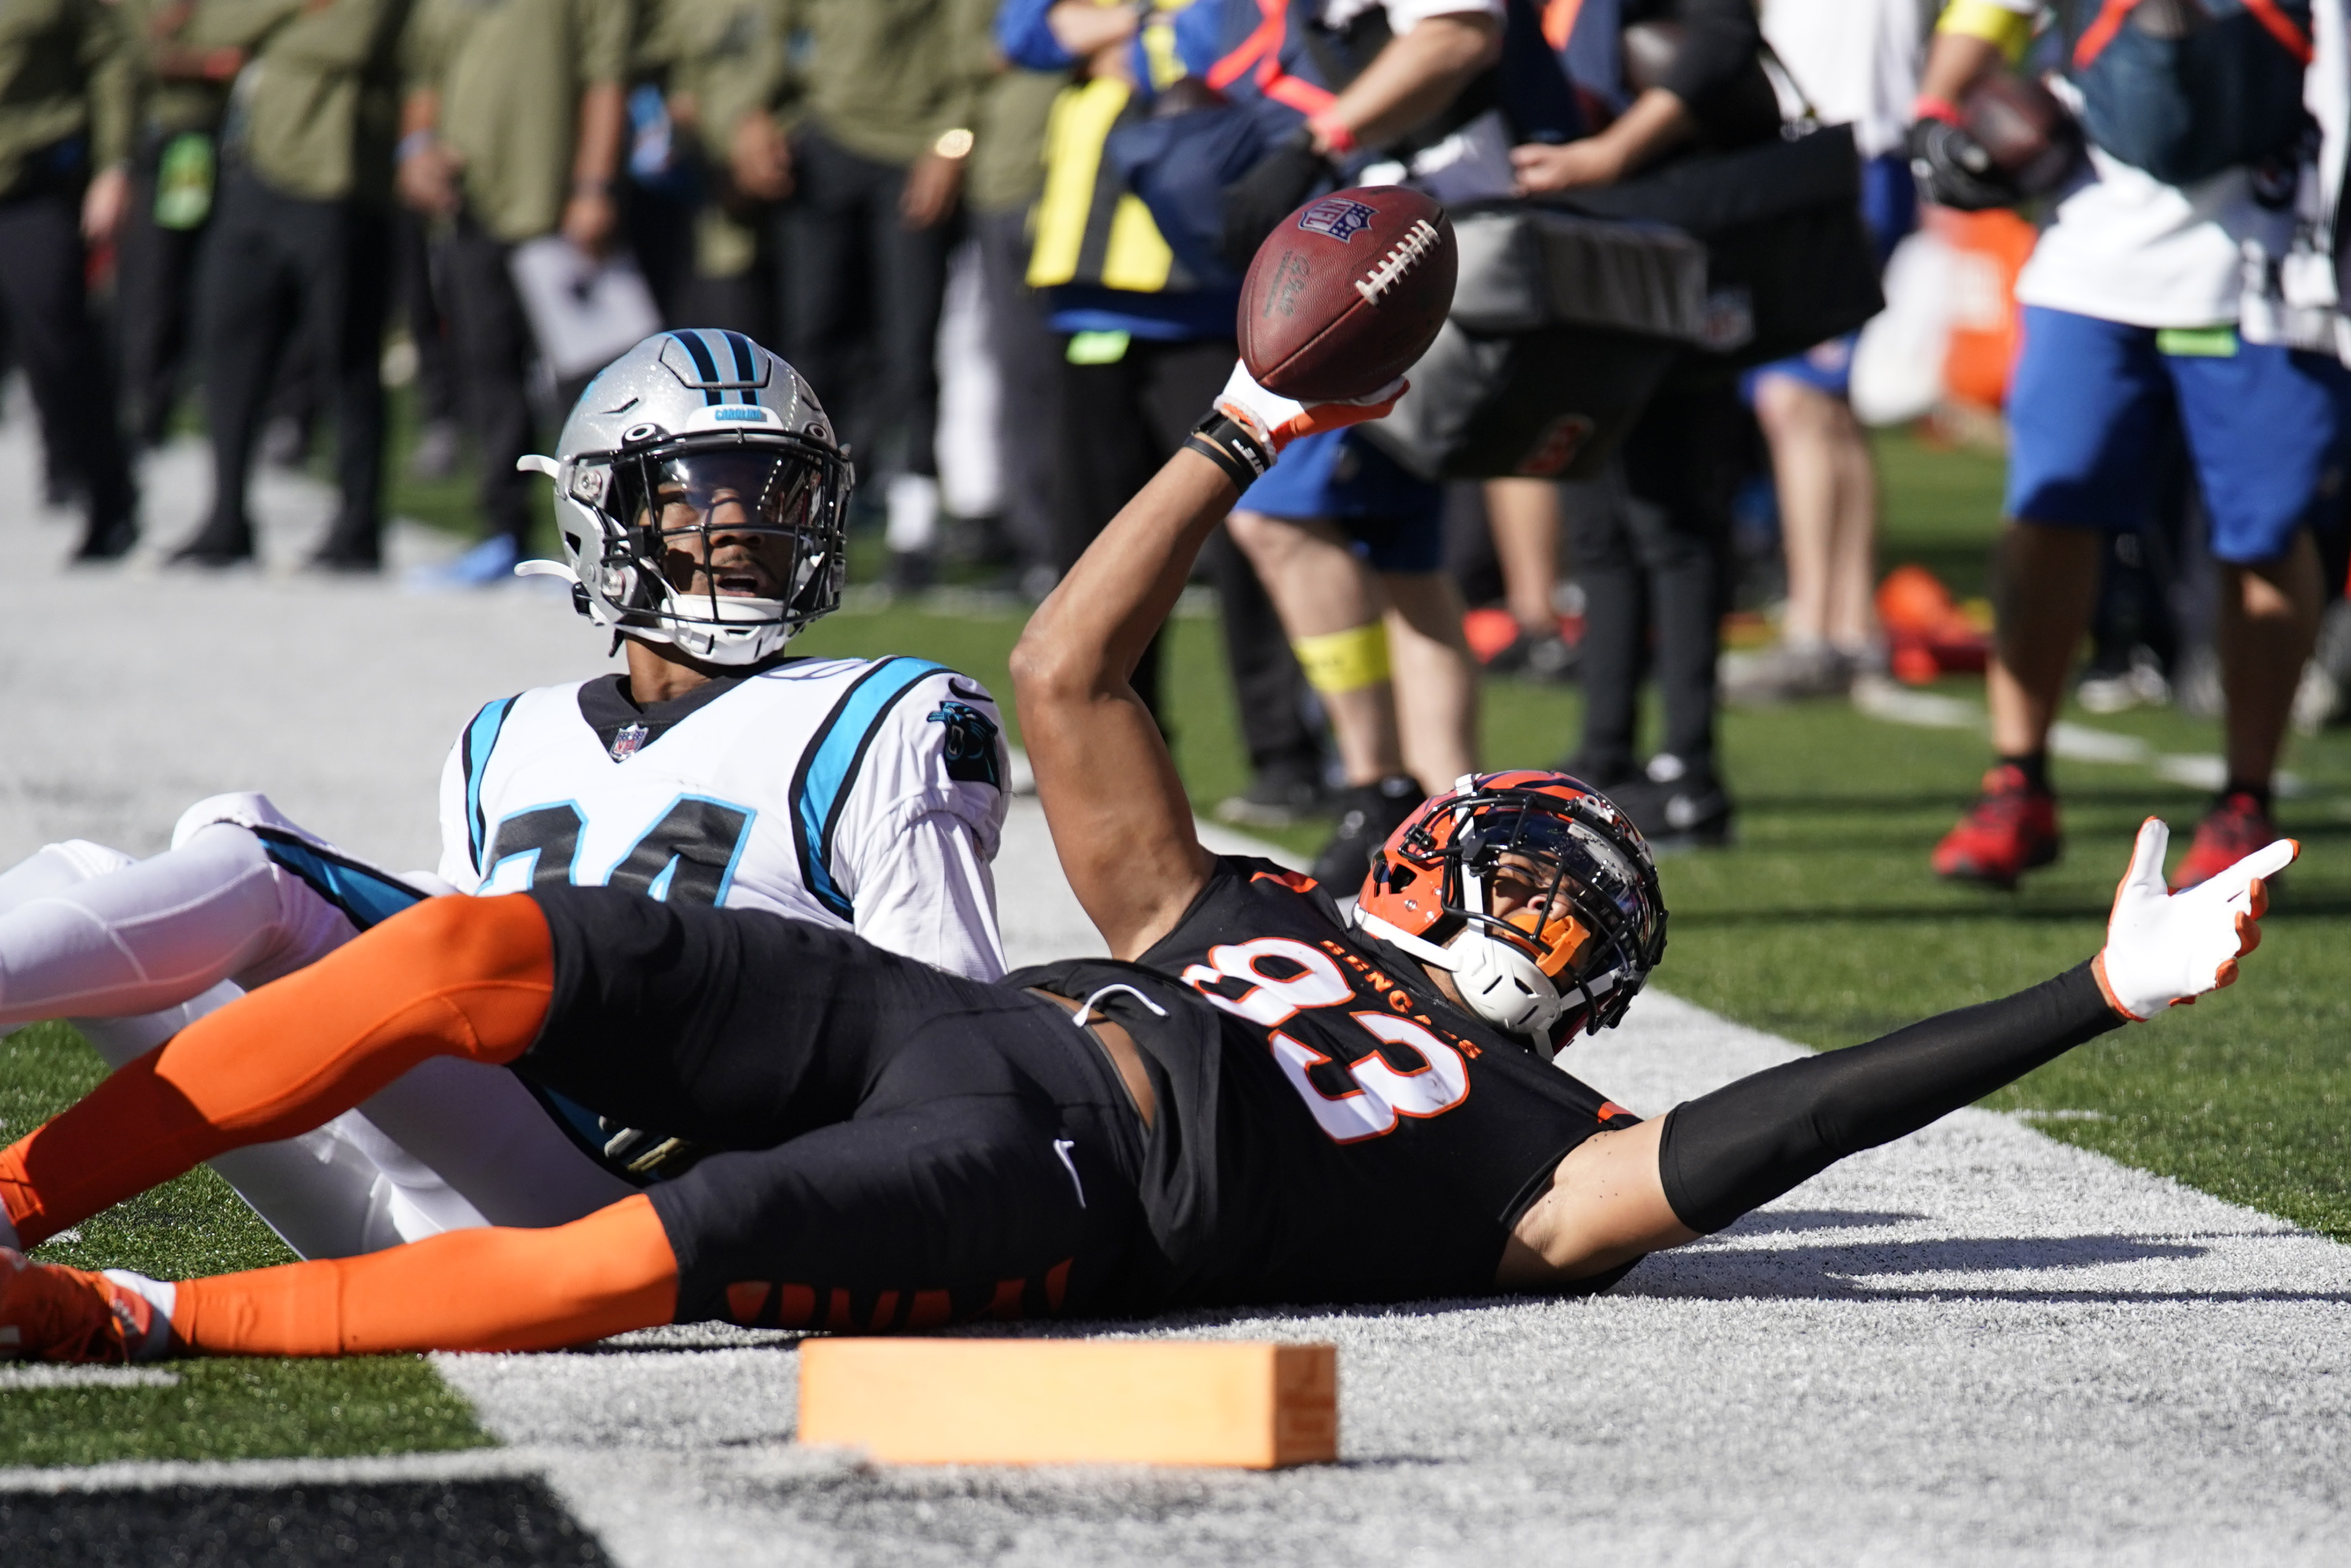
[0,362,2297,1362]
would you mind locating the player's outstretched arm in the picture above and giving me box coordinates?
[1011,367,1402,958]
[1502,823,2297,1287]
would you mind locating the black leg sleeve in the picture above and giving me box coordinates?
[1658,962,2125,1234]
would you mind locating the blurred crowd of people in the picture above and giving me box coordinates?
[1,0,2340,890]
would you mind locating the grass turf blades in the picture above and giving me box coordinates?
[1,1020,493,1468]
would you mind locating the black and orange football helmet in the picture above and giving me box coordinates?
[1351,770,1667,1055]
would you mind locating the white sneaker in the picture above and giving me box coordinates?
[1720,641,1852,706]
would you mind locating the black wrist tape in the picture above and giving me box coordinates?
[1656,962,2122,1235]
[1186,412,1273,491]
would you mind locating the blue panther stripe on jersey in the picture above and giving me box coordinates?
[790,657,949,918]
[253,832,433,932]
[462,696,519,875]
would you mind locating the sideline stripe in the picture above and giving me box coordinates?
[0,1445,541,1495]
[0,1367,178,1389]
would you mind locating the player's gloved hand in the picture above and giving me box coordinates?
[1907,102,2017,212]
[1214,359,1406,455]
[1188,360,1407,491]
[2094,817,2297,1021]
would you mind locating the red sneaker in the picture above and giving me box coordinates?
[1933,764,2061,889]
[0,1249,164,1364]
[2170,792,2284,892]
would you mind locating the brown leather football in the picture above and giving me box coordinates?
[1238,186,1458,403]
[1961,71,2084,198]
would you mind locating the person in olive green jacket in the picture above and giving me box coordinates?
[113,0,239,451]
[0,0,139,560]
[750,0,996,587]
[167,0,412,570]
[644,0,788,345]
[396,0,631,584]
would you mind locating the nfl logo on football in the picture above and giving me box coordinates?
[1296,197,1377,242]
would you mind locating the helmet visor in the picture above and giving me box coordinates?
[1455,799,1656,990]
[629,451,830,606]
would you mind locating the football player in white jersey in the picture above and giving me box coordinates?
[0,329,1009,1259]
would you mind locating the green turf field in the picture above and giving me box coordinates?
[0,1023,496,1467]
[7,427,2345,1468]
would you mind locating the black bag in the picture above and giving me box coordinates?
[1356,211,1709,481]
[1358,128,1885,482]
[1541,123,1885,370]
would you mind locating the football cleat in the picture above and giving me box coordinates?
[1933,764,2060,889]
[1352,770,1667,1056]
[0,1249,171,1364]
[2170,792,2285,892]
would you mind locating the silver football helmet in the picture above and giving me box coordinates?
[518,330,851,666]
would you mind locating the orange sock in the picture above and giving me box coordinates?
[0,895,553,1250]
[173,1194,677,1356]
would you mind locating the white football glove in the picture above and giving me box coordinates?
[2094,817,2296,1021]
[1213,360,1407,459]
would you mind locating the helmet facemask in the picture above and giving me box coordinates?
[570,433,849,666]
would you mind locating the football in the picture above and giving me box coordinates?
[1238,186,1458,403]
[1961,71,2083,199]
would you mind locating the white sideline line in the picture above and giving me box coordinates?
[0,1445,540,1496]
[0,1366,179,1389]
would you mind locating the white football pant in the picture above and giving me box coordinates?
[0,812,629,1259]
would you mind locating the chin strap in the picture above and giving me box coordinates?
[1351,906,1553,1045]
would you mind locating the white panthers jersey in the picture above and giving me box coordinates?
[435,656,1011,980]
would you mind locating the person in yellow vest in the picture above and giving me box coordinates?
[1043,0,1506,887]
[1005,0,1336,827]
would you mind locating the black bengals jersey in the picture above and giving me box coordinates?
[1008,857,1640,1309]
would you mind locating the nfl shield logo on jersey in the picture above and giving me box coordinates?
[1296,197,1377,243]
[609,722,650,762]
